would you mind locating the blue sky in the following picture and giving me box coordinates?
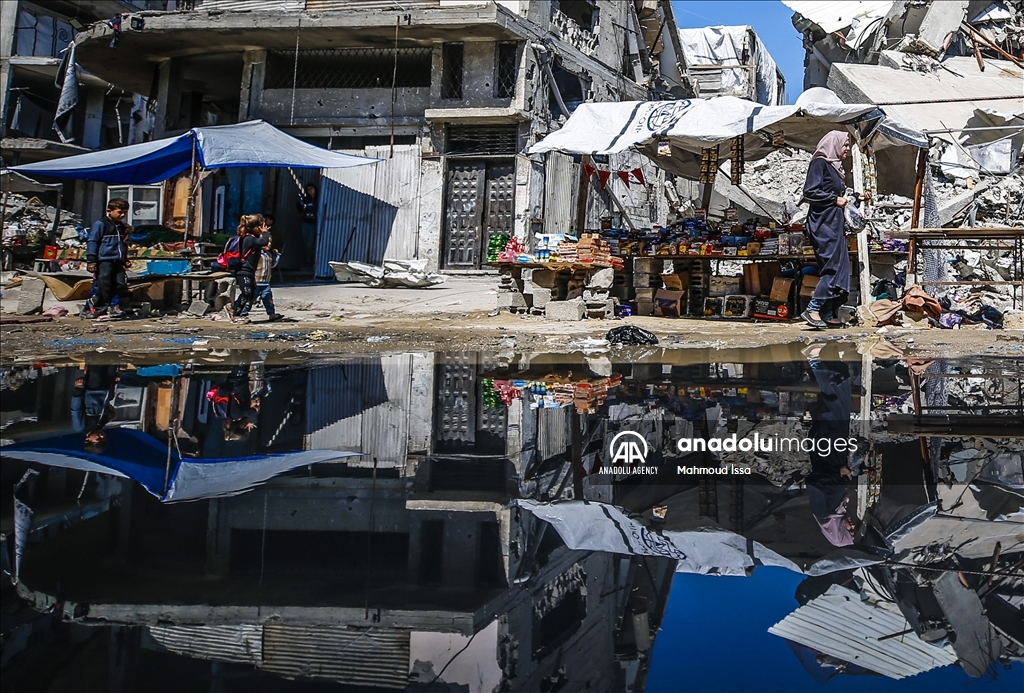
[671,1,807,102]
[647,567,1024,693]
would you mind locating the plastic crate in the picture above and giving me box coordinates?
[147,259,190,275]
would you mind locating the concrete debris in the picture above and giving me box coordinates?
[328,259,446,289]
[1,192,81,243]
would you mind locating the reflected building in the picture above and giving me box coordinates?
[2,346,1022,689]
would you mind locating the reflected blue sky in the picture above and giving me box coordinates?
[648,567,1024,692]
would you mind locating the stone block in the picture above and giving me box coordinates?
[187,300,211,316]
[586,267,615,289]
[531,287,553,308]
[586,299,617,319]
[497,291,528,310]
[546,297,586,321]
[17,278,46,315]
[635,300,654,317]
[633,288,656,301]
[583,288,610,303]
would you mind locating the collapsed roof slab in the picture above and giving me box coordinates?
[828,53,1024,144]
[72,5,527,94]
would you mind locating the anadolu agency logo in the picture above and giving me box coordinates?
[600,431,659,475]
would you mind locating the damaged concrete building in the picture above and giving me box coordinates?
[0,1,169,223]
[65,0,690,276]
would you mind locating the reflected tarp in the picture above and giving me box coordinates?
[2,428,360,502]
[517,499,805,575]
[527,92,926,180]
[12,120,377,185]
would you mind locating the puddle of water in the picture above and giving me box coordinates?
[1,345,1022,692]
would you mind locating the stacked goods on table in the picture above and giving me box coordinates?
[492,234,623,269]
[487,233,511,263]
[492,374,623,413]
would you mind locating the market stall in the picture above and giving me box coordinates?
[498,91,927,322]
[8,121,376,311]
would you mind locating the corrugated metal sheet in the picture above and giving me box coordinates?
[260,625,409,688]
[147,625,262,664]
[305,356,415,468]
[543,152,578,236]
[537,407,570,462]
[781,1,895,33]
[768,585,957,680]
[316,144,421,277]
[196,0,304,11]
[307,0,440,9]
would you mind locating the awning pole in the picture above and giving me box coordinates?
[186,135,199,238]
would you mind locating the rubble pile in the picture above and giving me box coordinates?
[1,192,81,244]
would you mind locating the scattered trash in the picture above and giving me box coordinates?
[366,335,391,343]
[41,305,68,317]
[307,330,330,341]
[606,325,659,346]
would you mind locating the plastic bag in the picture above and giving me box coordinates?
[844,201,867,233]
[606,325,659,346]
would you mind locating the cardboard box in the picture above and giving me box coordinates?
[723,295,754,318]
[746,242,761,255]
[742,262,780,296]
[769,277,794,302]
[654,289,685,317]
[709,276,742,297]
[703,297,723,317]
[753,298,792,321]
[662,271,690,291]
[799,275,820,298]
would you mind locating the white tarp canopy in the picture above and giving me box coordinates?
[528,91,926,180]
[677,25,784,106]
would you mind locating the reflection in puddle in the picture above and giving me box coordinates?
[1,346,1021,691]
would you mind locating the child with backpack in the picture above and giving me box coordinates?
[219,214,269,324]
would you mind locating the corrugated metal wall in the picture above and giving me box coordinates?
[316,144,421,278]
[147,625,262,664]
[305,355,416,468]
[196,0,304,10]
[543,152,579,236]
[537,407,570,462]
[261,625,409,688]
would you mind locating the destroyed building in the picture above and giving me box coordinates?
[63,0,691,276]
[676,24,786,105]
[0,1,169,223]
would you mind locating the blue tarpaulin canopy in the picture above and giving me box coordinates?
[3,428,361,502]
[11,120,377,185]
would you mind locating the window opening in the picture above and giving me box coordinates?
[265,47,431,89]
[107,185,162,227]
[495,41,518,98]
[555,0,598,32]
[441,42,464,100]
[446,125,518,156]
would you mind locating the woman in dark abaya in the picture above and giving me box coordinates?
[800,131,869,329]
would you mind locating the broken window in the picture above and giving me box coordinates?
[555,0,598,32]
[446,125,519,156]
[548,64,586,120]
[441,42,464,100]
[533,586,586,660]
[495,41,519,98]
[265,47,431,89]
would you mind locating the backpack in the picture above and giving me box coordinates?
[215,236,252,271]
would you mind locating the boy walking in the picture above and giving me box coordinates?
[86,198,132,319]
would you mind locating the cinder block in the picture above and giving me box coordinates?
[633,273,655,288]
[633,258,662,274]
[497,291,528,310]
[522,268,557,288]
[17,277,46,315]
[633,288,656,301]
[635,300,654,316]
[583,288,610,303]
[546,297,586,321]
[187,300,211,316]
[586,267,615,289]
[531,287,553,308]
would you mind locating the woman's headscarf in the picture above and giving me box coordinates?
[811,492,854,547]
[812,131,850,177]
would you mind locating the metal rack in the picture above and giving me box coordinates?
[907,227,1024,308]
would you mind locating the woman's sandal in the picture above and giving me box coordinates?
[800,310,827,329]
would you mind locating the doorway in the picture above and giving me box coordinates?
[442,160,515,269]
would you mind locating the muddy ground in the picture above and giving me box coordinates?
[2,276,1021,361]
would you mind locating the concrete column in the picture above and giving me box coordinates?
[442,515,479,588]
[239,49,267,122]
[0,0,19,137]
[206,498,231,576]
[153,58,181,137]
[82,87,104,149]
